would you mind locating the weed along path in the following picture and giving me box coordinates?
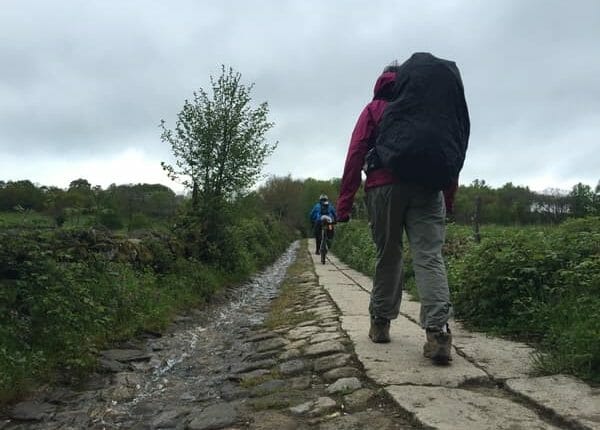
[314,240,600,430]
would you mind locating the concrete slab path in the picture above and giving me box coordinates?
[311,241,600,430]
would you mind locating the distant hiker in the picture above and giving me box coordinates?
[336,53,470,364]
[309,194,337,254]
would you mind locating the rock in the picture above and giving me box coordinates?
[278,360,306,376]
[256,337,287,352]
[231,368,271,382]
[287,326,321,341]
[386,385,561,429]
[285,339,307,350]
[506,375,600,430]
[101,349,152,363]
[232,358,276,374]
[290,376,312,390]
[246,332,278,343]
[111,385,137,402]
[98,358,126,373]
[313,353,352,372]
[10,401,56,421]
[279,349,301,360]
[304,341,345,357]
[323,366,361,382]
[187,403,238,430]
[248,411,298,430]
[327,377,362,394]
[309,332,341,344]
[317,410,399,430]
[289,401,313,415]
[151,409,187,428]
[343,388,376,412]
[113,372,144,388]
[244,350,280,362]
[310,396,337,416]
[251,379,286,396]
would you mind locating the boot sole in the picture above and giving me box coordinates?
[369,335,391,343]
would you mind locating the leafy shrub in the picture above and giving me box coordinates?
[128,213,152,230]
[0,211,294,402]
[95,209,124,230]
[449,217,599,381]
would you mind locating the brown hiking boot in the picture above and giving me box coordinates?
[369,317,390,343]
[423,326,452,365]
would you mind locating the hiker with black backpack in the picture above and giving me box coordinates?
[336,53,469,365]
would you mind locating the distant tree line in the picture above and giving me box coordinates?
[1,177,598,231]
[257,177,600,227]
[452,179,600,225]
[0,178,181,230]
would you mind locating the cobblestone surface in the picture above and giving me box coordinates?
[0,241,414,429]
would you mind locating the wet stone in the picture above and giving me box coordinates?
[327,377,362,394]
[314,353,352,373]
[304,341,346,357]
[278,359,307,376]
[98,358,126,373]
[246,332,278,343]
[343,388,376,412]
[187,403,238,430]
[10,401,56,421]
[322,366,361,382]
[101,349,152,362]
[151,409,188,429]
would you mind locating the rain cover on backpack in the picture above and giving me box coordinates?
[375,53,470,190]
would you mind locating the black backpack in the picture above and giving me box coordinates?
[374,52,470,190]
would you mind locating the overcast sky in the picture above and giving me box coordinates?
[1,0,599,194]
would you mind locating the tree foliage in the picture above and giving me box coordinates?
[160,66,276,211]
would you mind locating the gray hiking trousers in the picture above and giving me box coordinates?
[366,182,452,330]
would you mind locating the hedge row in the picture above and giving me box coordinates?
[0,216,294,402]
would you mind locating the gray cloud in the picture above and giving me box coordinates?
[1,0,599,190]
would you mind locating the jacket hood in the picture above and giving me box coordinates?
[373,71,396,100]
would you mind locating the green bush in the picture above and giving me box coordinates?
[0,212,294,402]
[95,209,124,230]
[449,217,599,381]
[128,213,152,230]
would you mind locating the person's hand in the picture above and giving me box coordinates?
[337,215,350,223]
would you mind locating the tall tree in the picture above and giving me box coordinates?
[160,66,276,213]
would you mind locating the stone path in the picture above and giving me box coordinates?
[314,240,600,430]
[0,242,416,429]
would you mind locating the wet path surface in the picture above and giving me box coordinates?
[2,241,415,429]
